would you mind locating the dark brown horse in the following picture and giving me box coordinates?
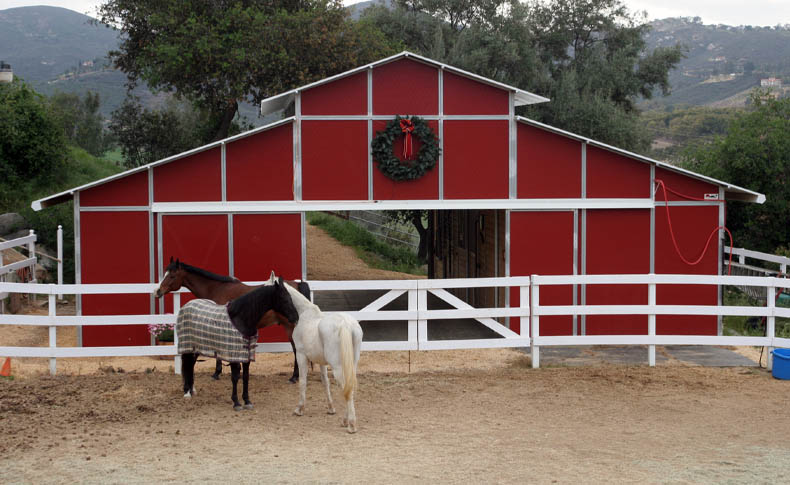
[154,257,305,382]
[178,277,299,410]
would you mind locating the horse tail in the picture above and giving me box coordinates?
[339,322,357,401]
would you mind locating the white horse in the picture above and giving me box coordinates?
[268,273,363,433]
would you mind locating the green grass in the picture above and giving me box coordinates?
[722,286,790,338]
[307,212,425,276]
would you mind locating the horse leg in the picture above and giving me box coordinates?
[182,353,197,398]
[288,338,299,384]
[241,361,253,410]
[345,388,357,434]
[230,362,242,411]
[212,358,222,380]
[319,365,336,415]
[293,352,309,416]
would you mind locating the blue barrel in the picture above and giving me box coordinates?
[772,348,790,380]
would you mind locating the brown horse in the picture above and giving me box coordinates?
[154,257,304,382]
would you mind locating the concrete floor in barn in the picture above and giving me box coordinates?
[312,289,760,368]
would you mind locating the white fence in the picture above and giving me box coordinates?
[0,274,788,375]
[0,231,38,306]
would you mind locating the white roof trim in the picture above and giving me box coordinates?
[260,51,549,116]
[517,117,766,204]
[32,117,296,211]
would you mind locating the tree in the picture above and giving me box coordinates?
[49,91,110,157]
[97,0,398,141]
[683,91,790,254]
[363,0,684,152]
[0,79,67,199]
[108,96,210,169]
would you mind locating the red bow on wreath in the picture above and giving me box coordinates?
[399,118,415,160]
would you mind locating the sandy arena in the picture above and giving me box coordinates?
[1,224,789,483]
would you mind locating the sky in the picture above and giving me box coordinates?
[0,0,788,27]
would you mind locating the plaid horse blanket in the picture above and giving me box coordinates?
[176,299,258,363]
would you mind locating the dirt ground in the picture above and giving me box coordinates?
[2,223,790,484]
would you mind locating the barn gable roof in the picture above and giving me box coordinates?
[260,51,550,115]
[517,117,765,204]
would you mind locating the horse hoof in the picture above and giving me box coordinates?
[293,407,304,416]
[244,403,254,410]
[288,376,298,384]
[184,393,192,399]
[347,426,357,434]
[211,373,221,380]
[234,405,243,411]
[327,408,336,415]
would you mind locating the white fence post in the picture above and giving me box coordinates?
[48,292,57,375]
[648,278,656,367]
[767,285,775,371]
[417,286,427,349]
[409,288,419,349]
[173,292,182,375]
[519,284,530,340]
[57,225,63,300]
[530,275,540,369]
[28,230,36,302]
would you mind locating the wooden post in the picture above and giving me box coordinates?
[49,292,56,375]
[173,292,182,375]
[530,275,540,369]
[648,278,656,367]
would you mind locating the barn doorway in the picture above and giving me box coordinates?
[430,209,505,309]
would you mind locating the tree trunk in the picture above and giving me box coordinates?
[411,211,428,263]
[213,101,239,141]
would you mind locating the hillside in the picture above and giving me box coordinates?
[0,6,263,121]
[643,17,790,107]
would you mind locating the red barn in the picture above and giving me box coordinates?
[33,52,764,347]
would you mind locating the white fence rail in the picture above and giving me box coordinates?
[1,274,789,375]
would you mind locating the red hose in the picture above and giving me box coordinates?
[654,179,734,275]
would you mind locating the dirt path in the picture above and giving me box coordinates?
[1,222,789,483]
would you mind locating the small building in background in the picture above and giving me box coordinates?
[0,61,12,83]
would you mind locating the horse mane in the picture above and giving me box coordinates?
[296,281,311,299]
[167,260,239,283]
[226,285,276,337]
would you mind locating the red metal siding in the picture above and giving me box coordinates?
[158,214,230,315]
[517,124,582,198]
[372,119,440,200]
[586,146,651,198]
[655,167,719,202]
[153,148,222,202]
[226,124,294,201]
[80,170,148,207]
[373,59,438,115]
[301,72,367,116]
[301,120,368,200]
[81,211,151,347]
[233,213,303,342]
[444,120,509,199]
[443,71,508,115]
[655,205,719,335]
[585,209,650,335]
[510,211,575,335]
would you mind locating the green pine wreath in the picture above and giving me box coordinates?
[371,115,440,181]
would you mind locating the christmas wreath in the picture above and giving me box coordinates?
[371,115,440,181]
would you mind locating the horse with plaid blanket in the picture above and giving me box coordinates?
[178,277,299,411]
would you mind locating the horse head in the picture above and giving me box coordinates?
[154,257,185,299]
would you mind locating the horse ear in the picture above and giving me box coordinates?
[278,276,284,286]
[268,270,276,283]
[169,256,174,264]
